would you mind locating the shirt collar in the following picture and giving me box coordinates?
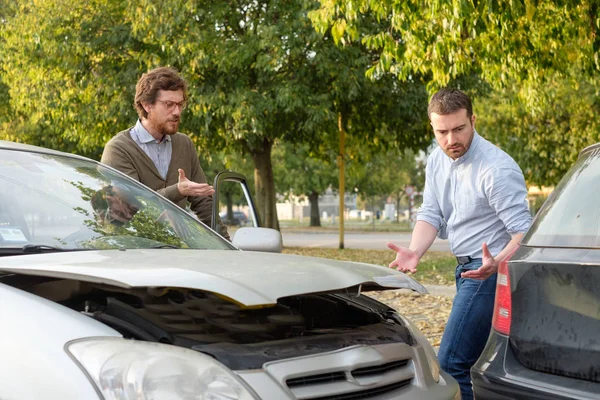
[133,119,171,144]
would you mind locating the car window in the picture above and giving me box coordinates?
[0,149,233,251]
[523,146,600,248]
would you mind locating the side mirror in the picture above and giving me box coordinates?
[212,171,282,253]
[231,227,282,253]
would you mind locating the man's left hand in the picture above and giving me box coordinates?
[460,242,498,280]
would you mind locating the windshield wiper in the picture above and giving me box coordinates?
[0,245,88,256]
[22,244,72,254]
[151,244,180,249]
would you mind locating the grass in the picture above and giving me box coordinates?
[282,247,456,286]
[279,219,413,233]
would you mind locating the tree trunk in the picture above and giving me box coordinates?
[396,191,402,223]
[251,139,280,230]
[225,192,234,219]
[308,191,321,227]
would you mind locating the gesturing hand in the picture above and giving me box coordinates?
[460,242,498,280]
[177,169,215,197]
[387,242,419,273]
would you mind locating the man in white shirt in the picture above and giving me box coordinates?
[388,88,532,400]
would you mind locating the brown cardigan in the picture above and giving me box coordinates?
[101,129,229,239]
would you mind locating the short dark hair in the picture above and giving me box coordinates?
[427,88,473,119]
[134,67,188,119]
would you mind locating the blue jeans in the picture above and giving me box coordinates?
[438,259,497,400]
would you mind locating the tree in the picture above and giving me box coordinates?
[310,1,600,104]
[347,148,426,222]
[1,0,432,232]
[273,141,339,227]
[477,75,600,186]
[310,0,600,186]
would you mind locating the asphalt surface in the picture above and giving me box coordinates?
[281,231,451,253]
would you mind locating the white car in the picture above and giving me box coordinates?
[0,141,459,400]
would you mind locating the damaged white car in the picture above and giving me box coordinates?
[0,141,459,400]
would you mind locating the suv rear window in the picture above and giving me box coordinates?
[523,145,600,248]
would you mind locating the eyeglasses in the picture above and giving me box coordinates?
[156,99,188,111]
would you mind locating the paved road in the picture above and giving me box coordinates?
[281,231,451,253]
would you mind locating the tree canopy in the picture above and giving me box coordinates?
[310,1,599,98]
[0,0,433,230]
[310,0,600,185]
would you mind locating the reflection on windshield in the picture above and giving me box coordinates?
[524,147,600,248]
[0,150,232,251]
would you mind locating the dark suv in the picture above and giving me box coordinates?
[471,143,600,399]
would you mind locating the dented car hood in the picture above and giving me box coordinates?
[0,250,427,306]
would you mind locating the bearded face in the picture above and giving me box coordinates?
[143,89,185,138]
[430,109,476,160]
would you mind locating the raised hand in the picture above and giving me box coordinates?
[387,242,419,273]
[177,169,215,197]
[460,242,498,280]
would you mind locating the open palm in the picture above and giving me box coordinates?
[387,242,419,273]
[460,242,498,280]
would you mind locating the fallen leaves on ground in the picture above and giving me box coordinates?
[366,290,453,348]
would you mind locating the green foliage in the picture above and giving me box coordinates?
[310,0,600,107]
[0,0,146,158]
[0,0,434,230]
[310,0,600,185]
[347,148,425,198]
[273,141,338,200]
[477,76,600,185]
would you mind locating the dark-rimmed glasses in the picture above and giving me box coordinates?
[156,99,187,112]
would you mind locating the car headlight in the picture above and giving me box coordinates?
[396,313,441,383]
[66,338,258,400]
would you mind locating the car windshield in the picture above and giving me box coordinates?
[523,145,600,248]
[0,148,233,251]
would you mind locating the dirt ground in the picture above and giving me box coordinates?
[366,290,453,348]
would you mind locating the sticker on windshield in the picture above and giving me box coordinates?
[0,227,28,243]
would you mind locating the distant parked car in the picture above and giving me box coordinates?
[0,140,459,399]
[219,210,248,226]
[471,143,600,399]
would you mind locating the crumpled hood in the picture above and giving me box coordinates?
[0,250,427,306]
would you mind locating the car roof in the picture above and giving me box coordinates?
[0,140,94,162]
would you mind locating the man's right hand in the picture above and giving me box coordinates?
[387,242,419,273]
[177,169,215,197]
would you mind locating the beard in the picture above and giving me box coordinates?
[160,118,180,136]
[444,144,467,159]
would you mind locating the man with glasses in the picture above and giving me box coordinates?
[101,67,229,239]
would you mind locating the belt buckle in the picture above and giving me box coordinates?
[456,255,472,265]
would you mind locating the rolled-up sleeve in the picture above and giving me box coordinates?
[417,161,447,238]
[484,165,532,235]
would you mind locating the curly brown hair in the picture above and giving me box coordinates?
[427,88,473,120]
[134,67,188,119]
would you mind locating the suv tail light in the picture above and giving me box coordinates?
[491,245,520,335]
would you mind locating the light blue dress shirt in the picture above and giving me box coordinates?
[130,120,172,179]
[417,131,532,259]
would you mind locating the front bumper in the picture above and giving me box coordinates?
[472,332,600,400]
[237,342,459,399]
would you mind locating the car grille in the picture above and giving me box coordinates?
[285,358,413,399]
[352,360,409,377]
[292,380,412,400]
[287,372,347,388]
